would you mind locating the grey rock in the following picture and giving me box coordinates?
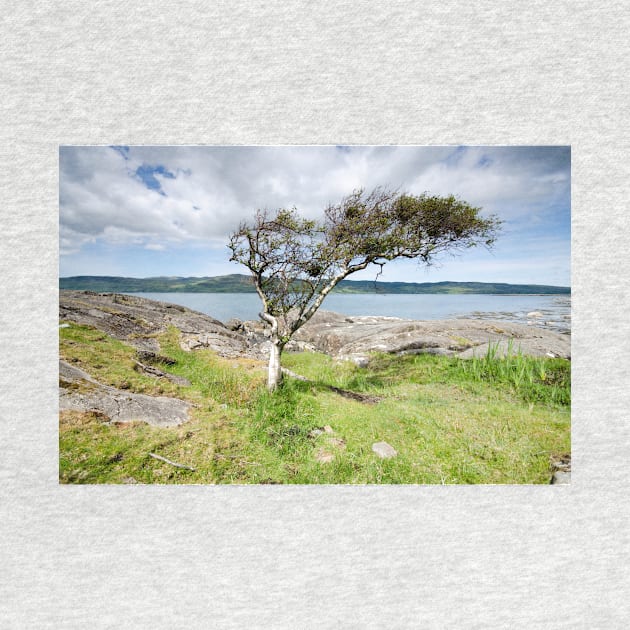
[135,350,176,366]
[59,360,191,427]
[226,318,243,331]
[292,310,570,360]
[284,339,317,353]
[372,441,397,459]
[551,471,571,485]
[133,361,191,386]
[351,356,370,368]
[60,290,249,357]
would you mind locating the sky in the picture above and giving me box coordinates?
[59,145,571,286]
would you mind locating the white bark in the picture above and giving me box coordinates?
[267,340,283,390]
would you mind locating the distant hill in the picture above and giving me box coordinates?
[59,274,571,295]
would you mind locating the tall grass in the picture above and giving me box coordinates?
[454,340,570,406]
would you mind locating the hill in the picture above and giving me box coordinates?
[59,274,570,295]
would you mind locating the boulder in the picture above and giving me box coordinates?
[226,318,243,331]
[60,290,250,357]
[291,310,570,360]
[59,360,191,427]
[372,441,397,459]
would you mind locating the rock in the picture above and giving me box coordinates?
[372,441,397,459]
[60,290,249,357]
[178,330,249,356]
[133,361,167,377]
[527,311,544,318]
[551,471,571,484]
[323,425,334,434]
[284,339,317,353]
[292,310,570,360]
[315,449,335,464]
[163,373,192,387]
[351,356,369,368]
[308,428,324,438]
[226,318,243,331]
[136,350,176,365]
[59,360,191,427]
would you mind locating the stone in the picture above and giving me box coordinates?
[352,356,369,368]
[59,360,191,427]
[551,471,571,484]
[290,309,570,360]
[372,441,397,459]
[60,290,249,357]
[136,350,176,365]
[315,449,335,464]
[308,428,324,438]
[323,425,334,434]
[226,318,243,331]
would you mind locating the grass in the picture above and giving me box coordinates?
[59,323,570,484]
[455,340,570,406]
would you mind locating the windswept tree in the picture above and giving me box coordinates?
[228,187,500,390]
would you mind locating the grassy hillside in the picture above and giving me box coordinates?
[59,322,570,484]
[59,274,571,295]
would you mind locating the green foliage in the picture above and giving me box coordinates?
[226,187,502,383]
[59,275,570,295]
[453,341,571,406]
[59,274,256,293]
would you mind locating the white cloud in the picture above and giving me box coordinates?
[60,145,570,282]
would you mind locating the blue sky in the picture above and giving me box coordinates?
[59,145,570,286]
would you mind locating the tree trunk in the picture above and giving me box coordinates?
[267,341,283,391]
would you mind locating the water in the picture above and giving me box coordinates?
[129,292,571,333]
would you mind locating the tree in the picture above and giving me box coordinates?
[228,187,501,390]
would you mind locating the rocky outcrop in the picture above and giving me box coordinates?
[59,360,191,427]
[289,310,570,362]
[61,292,570,364]
[60,290,249,356]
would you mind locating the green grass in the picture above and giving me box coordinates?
[59,323,570,484]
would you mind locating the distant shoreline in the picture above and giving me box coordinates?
[59,274,571,296]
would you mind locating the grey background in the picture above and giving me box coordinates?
[1,1,628,627]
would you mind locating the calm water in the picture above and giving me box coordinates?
[130,292,571,333]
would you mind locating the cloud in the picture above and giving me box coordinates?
[59,145,570,283]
